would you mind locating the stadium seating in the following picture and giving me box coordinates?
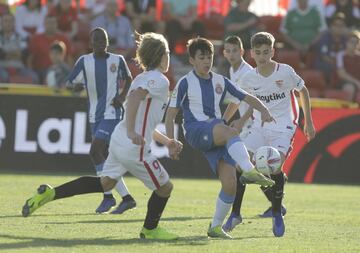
[299,70,326,94]
[259,15,283,42]
[275,50,302,72]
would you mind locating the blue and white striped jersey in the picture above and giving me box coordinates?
[68,53,131,123]
[169,70,248,127]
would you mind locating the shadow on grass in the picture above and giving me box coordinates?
[0,233,210,249]
[42,216,212,225]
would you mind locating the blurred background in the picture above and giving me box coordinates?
[0,0,359,184]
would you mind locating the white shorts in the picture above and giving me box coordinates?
[102,143,170,191]
[243,127,295,156]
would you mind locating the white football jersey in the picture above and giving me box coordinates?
[111,70,169,161]
[230,60,254,138]
[229,60,253,89]
[240,63,304,133]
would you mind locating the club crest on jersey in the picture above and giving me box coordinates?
[110,63,117,73]
[147,80,156,88]
[275,80,284,86]
[215,83,223,94]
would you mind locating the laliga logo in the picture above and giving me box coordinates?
[0,116,5,149]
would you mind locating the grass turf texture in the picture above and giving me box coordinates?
[0,173,359,253]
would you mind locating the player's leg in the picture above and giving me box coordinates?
[126,157,178,240]
[22,143,125,217]
[90,138,117,212]
[222,170,245,232]
[207,160,236,239]
[110,177,137,214]
[22,176,118,217]
[91,120,136,213]
[267,131,294,236]
[212,121,274,186]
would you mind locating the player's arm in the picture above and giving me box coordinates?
[66,81,84,92]
[126,87,148,145]
[165,107,180,139]
[112,75,133,108]
[298,86,316,141]
[223,102,240,124]
[230,107,254,134]
[243,94,275,126]
[66,57,85,92]
[152,130,183,160]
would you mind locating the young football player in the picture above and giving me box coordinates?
[22,32,182,240]
[65,27,136,214]
[165,37,275,239]
[222,36,287,233]
[223,32,316,237]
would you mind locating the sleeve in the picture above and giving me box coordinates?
[224,77,248,103]
[67,56,85,86]
[287,65,304,91]
[168,77,188,108]
[118,55,132,80]
[137,75,169,99]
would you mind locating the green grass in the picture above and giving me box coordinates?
[0,173,359,253]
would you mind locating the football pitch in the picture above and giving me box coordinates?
[0,173,359,253]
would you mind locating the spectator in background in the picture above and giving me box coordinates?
[27,15,72,84]
[163,0,205,52]
[224,0,259,50]
[325,0,360,29]
[336,30,360,99]
[0,13,38,83]
[48,0,79,40]
[83,0,109,20]
[281,0,326,56]
[15,0,48,40]
[46,41,70,89]
[124,0,160,33]
[314,13,347,83]
[91,0,135,58]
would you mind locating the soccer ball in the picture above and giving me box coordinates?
[254,146,282,175]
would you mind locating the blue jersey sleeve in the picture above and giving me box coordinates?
[117,55,132,80]
[169,77,188,108]
[224,77,247,103]
[67,56,85,86]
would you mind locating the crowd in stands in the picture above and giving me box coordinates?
[0,0,359,103]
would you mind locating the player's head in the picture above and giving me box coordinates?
[90,27,109,54]
[135,32,170,73]
[49,41,66,64]
[187,37,214,76]
[250,32,275,66]
[223,36,244,67]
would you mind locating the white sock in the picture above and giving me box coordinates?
[114,177,130,197]
[96,170,112,196]
[226,136,254,172]
[212,197,233,228]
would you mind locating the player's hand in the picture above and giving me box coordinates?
[127,131,145,145]
[303,122,316,141]
[261,109,276,127]
[111,94,125,108]
[73,83,85,92]
[167,139,183,160]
